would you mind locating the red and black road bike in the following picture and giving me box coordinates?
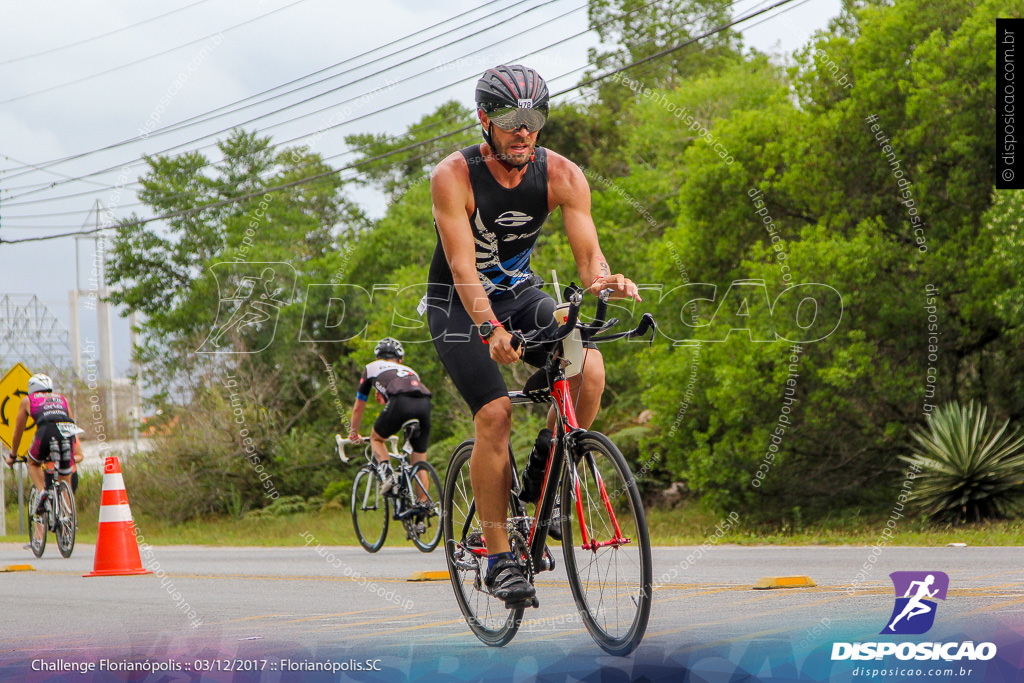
[442,284,655,656]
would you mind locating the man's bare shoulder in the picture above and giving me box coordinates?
[431,148,474,216]
[431,148,472,185]
[544,148,589,205]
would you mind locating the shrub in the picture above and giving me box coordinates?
[900,401,1024,523]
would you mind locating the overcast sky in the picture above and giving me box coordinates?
[0,0,841,376]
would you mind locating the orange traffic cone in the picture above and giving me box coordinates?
[84,455,152,577]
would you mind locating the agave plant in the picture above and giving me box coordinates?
[899,401,1024,524]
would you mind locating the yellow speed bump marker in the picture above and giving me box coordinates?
[407,570,448,582]
[753,575,816,590]
[1,564,36,572]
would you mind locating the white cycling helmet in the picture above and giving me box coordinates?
[28,373,53,394]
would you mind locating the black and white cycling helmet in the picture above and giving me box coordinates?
[374,337,404,360]
[28,373,53,394]
[476,64,550,144]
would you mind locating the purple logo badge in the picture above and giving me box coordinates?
[881,571,949,635]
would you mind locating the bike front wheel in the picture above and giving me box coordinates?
[442,439,523,646]
[351,466,389,553]
[54,480,76,558]
[560,432,652,656]
[26,488,46,558]
[407,461,443,552]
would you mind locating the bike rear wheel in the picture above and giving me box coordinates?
[54,480,76,558]
[26,488,46,558]
[560,432,652,656]
[407,461,443,552]
[442,439,523,646]
[351,465,389,553]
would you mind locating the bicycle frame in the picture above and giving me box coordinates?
[456,286,653,570]
[508,346,631,575]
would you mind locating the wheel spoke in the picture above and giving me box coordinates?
[561,433,651,655]
[409,462,443,552]
[351,467,388,552]
[442,441,523,645]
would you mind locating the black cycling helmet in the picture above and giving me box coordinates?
[476,64,550,146]
[374,337,404,360]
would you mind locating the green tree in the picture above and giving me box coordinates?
[587,0,741,89]
[633,0,1017,521]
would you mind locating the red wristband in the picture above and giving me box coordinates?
[479,319,503,344]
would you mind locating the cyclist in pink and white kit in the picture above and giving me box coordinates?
[4,374,84,512]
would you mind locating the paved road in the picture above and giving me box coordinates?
[0,541,1021,681]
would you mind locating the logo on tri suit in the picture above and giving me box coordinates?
[494,211,534,228]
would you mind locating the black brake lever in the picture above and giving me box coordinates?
[634,313,656,340]
[510,331,532,352]
[589,313,657,344]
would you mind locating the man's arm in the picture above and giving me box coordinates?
[350,370,374,440]
[349,398,367,441]
[431,154,520,364]
[549,153,641,302]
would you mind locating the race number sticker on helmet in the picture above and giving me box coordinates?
[518,99,534,108]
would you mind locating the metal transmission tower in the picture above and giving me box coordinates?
[0,294,74,373]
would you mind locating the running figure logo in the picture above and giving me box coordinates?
[881,571,949,635]
[198,262,296,354]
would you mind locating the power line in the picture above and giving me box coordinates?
[0,0,522,179]
[560,0,801,96]
[1,0,769,219]
[2,0,586,205]
[1,0,764,231]
[0,0,313,106]
[0,0,802,245]
[5,0,717,204]
[0,0,215,66]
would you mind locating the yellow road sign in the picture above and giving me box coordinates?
[0,363,35,457]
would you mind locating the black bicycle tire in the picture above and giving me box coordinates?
[408,461,443,552]
[560,432,652,656]
[27,488,46,558]
[54,480,76,558]
[351,465,389,553]
[442,439,524,646]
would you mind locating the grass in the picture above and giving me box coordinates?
[644,506,1024,546]
[5,498,1022,548]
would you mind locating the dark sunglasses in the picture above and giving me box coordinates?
[487,105,548,132]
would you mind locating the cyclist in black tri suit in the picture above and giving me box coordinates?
[349,338,432,497]
[427,64,641,607]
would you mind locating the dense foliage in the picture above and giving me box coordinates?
[107,0,1023,524]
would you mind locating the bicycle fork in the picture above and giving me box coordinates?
[558,438,632,553]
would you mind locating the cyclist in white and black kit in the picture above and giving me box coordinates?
[427,65,641,607]
[349,338,432,495]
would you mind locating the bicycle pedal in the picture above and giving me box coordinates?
[505,595,540,610]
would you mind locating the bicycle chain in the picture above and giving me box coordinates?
[507,520,534,582]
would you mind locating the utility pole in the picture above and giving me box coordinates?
[70,200,118,431]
